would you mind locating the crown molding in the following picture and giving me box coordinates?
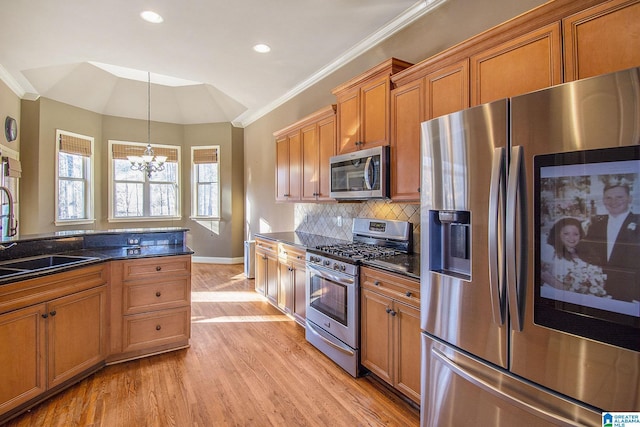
[232,0,447,128]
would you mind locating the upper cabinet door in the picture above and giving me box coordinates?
[470,23,563,106]
[360,76,391,151]
[316,114,336,201]
[333,58,413,155]
[335,89,360,154]
[426,59,470,120]
[563,0,640,81]
[301,123,319,201]
[275,136,290,201]
[390,78,424,202]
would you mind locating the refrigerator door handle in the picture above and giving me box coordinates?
[506,145,528,331]
[488,147,506,325]
[431,347,585,427]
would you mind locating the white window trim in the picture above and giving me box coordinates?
[190,145,221,221]
[107,140,182,222]
[54,129,95,226]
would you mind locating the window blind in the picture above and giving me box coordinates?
[59,133,92,157]
[112,143,178,162]
[193,147,218,164]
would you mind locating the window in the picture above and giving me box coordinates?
[55,130,94,225]
[109,141,180,220]
[191,146,220,219]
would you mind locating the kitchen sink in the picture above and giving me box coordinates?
[0,255,100,274]
[0,267,25,278]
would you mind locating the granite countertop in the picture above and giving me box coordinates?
[0,228,193,286]
[255,231,350,250]
[255,231,420,280]
[362,253,420,281]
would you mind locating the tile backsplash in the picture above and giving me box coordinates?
[294,201,421,252]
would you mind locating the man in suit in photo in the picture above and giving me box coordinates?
[580,183,640,302]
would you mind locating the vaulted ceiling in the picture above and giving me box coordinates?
[0,0,444,127]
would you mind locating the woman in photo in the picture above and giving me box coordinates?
[541,217,608,296]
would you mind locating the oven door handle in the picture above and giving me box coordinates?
[306,321,355,356]
[307,266,355,287]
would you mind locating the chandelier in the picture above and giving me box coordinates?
[128,72,167,178]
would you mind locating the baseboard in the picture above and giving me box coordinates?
[192,256,244,264]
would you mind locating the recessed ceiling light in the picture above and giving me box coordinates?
[253,44,271,53]
[141,10,164,24]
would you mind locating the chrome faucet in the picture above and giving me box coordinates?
[0,186,17,237]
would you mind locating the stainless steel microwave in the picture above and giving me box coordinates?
[329,145,389,200]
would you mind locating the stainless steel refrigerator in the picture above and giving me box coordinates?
[420,67,640,426]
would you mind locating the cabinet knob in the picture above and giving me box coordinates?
[50,310,57,317]
[405,291,412,297]
[390,310,397,317]
[156,291,162,297]
[42,313,48,319]
[156,325,162,331]
[156,266,162,271]
[385,307,391,314]
[374,281,380,286]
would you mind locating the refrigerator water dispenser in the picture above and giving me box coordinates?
[428,210,471,280]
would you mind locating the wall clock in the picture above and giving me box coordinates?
[5,116,17,142]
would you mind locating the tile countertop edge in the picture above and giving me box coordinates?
[255,231,420,280]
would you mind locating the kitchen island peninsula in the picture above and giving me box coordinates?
[0,228,192,424]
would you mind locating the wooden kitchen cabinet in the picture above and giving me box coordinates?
[255,237,278,305]
[425,59,470,120]
[255,238,307,325]
[47,285,107,389]
[275,130,301,201]
[0,304,45,415]
[563,0,640,81]
[470,22,563,106]
[0,265,108,418]
[277,243,306,325]
[333,58,412,154]
[301,106,336,201]
[390,59,470,202]
[390,79,424,202]
[275,105,336,203]
[109,255,191,362]
[360,266,421,404]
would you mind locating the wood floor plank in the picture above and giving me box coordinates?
[3,263,419,427]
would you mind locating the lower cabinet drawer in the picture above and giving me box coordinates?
[123,277,190,315]
[122,306,190,353]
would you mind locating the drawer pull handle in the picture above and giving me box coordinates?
[405,291,412,297]
[156,266,162,271]
[156,325,162,331]
[156,291,162,297]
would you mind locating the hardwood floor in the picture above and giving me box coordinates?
[4,263,420,427]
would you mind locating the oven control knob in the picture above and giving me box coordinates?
[333,263,345,272]
[323,260,331,267]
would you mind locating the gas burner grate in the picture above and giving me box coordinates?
[314,242,403,260]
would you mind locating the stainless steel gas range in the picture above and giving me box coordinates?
[305,218,413,377]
